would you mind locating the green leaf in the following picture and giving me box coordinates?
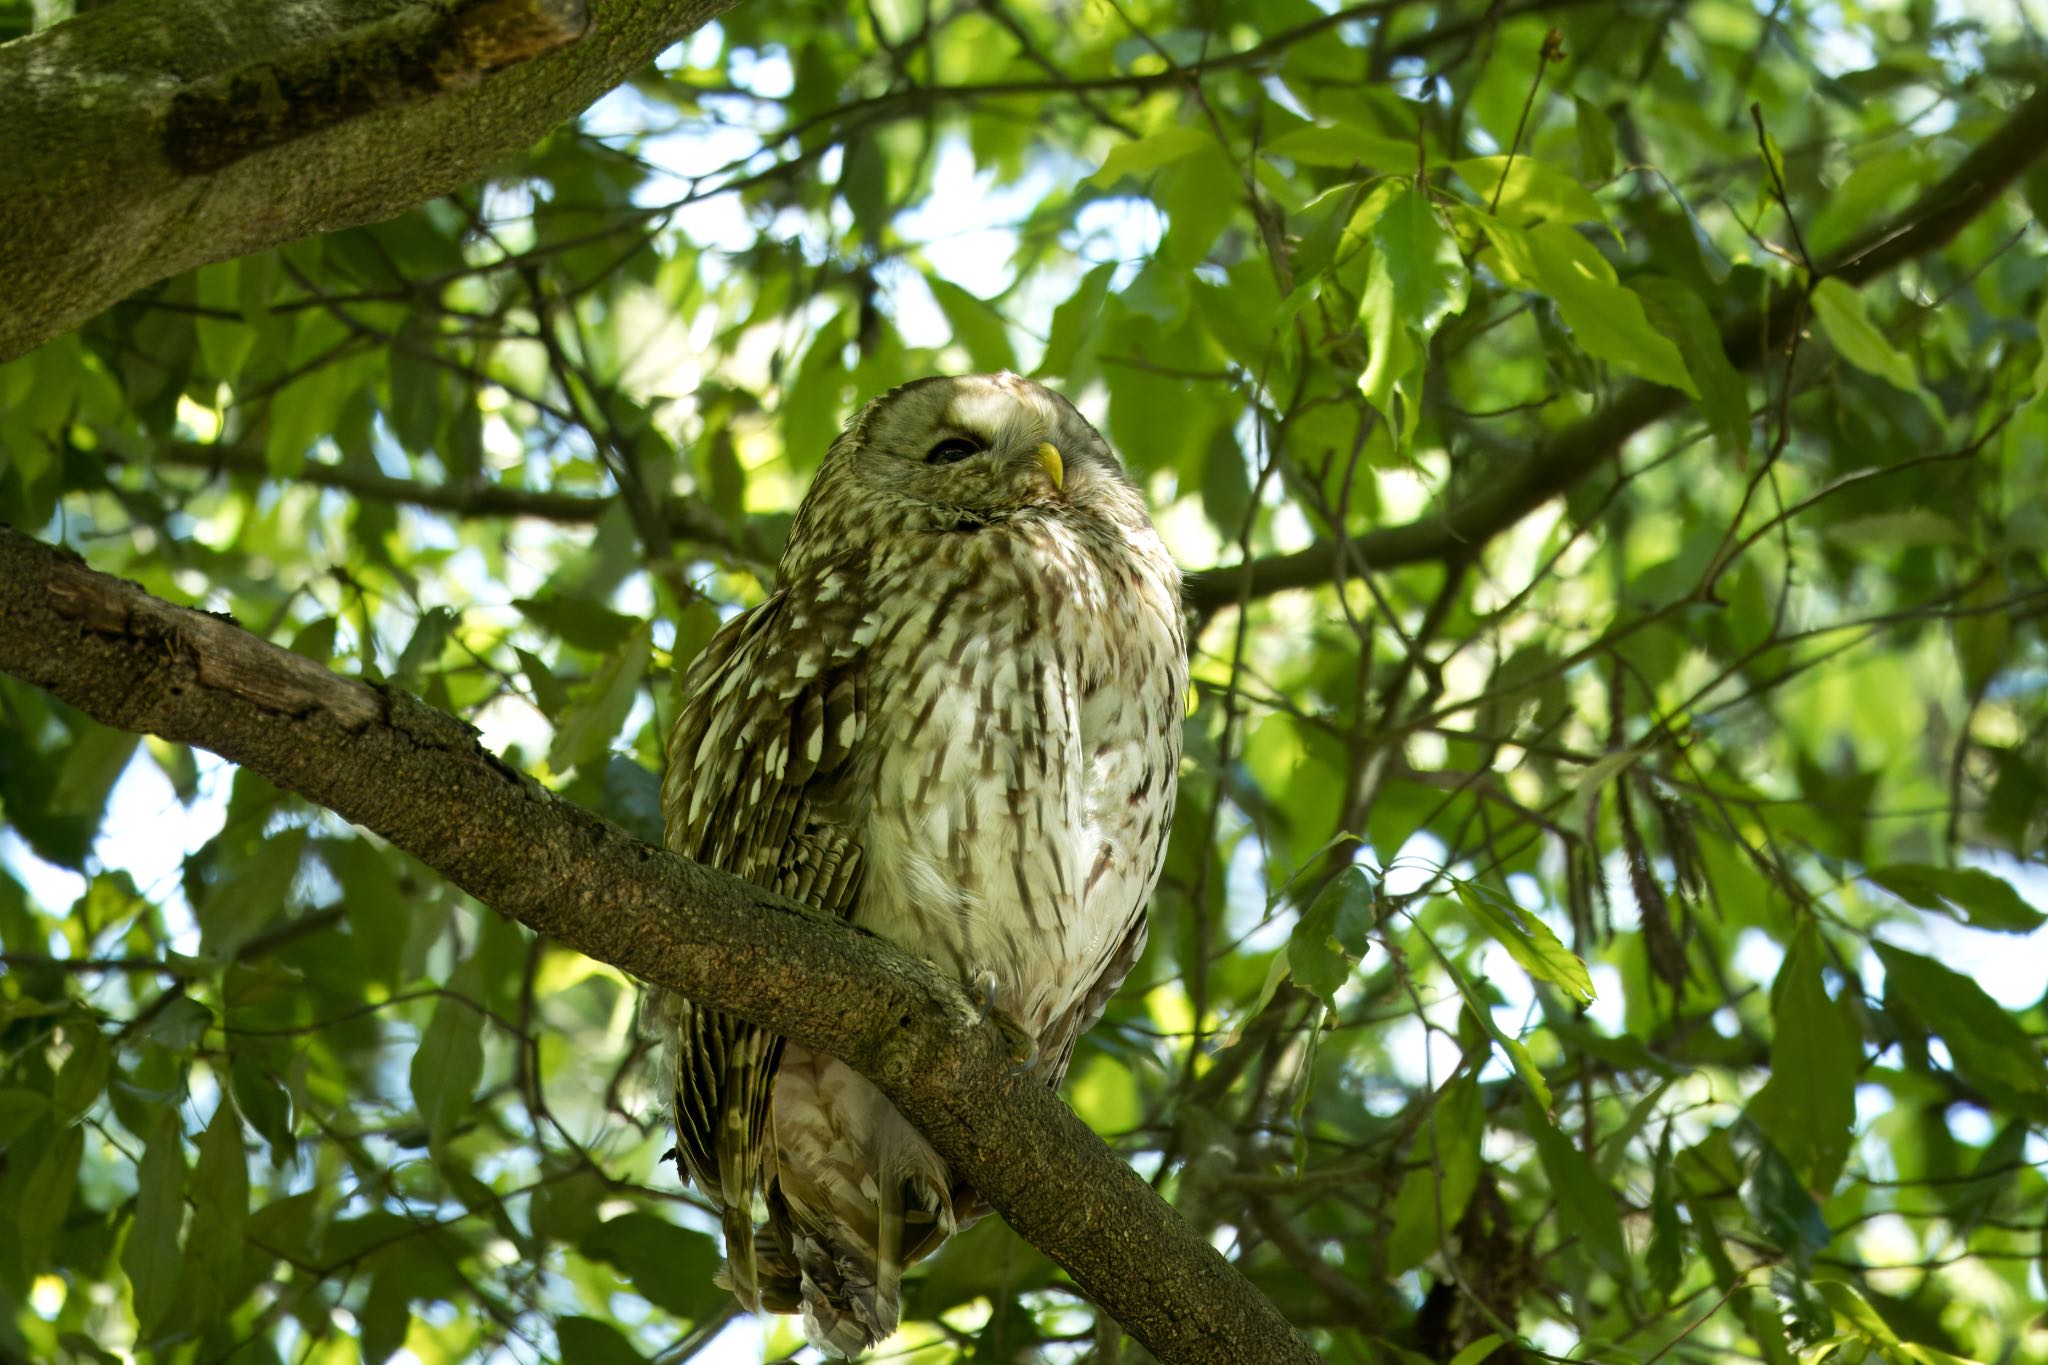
[0,1088,50,1142]
[1286,865,1374,1008]
[548,621,653,772]
[1865,863,2044,933]
[52,1019,109,1124]
[1477,216,1697,396]
[230,1053,294,1162]
[839,133,891,242]
[1955,571,2012,699]
[190,1101,250,1318]
[264,316,355,477]
[557,1316,647,1364]
[513,595,642,653]
[1572,96,1616,182]
[1357,245,1420,442]
[1374,183,1467,332]
[1875,943,2047,1103]
[1524,1097,1631,1280]
[196,825,308,960]
[1633,275,1750,458]
[1740,1123,1829,1268]
[20,1122,84,1271]
[2035,295,2048,396]
[928,276,1017,373]
[410,973,485,1145]
[1263,123,1417,169]
[580,1211,724,1318]
[1747,922,1858,1190]
[1455,883,1595,1004]
[1452,156,1609,226]
[1087,126,1212,186]
[360,1257,412,1365]
[1034,262,1115,378]
[1450,1336,1505,1365]
[1646,1127,1684,1295]
[1356,183,1467,444]
[1440,952,1553,1114]
[393,605,457,687]
[516,646,570,716]
[1815,1280,1903,1349]
[1384,1075,1482,1273]
[123,1109,187,1337]
[195,261,254,383]
[1810,277,1918,392]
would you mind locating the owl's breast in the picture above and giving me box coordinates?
[847,517,1183,1040]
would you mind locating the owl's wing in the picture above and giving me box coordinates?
[659,554,871,1309]
[1041,905,1150,1086]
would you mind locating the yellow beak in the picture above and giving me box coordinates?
[1036,442,1064,492]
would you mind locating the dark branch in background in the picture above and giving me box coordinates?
[0,0,737,362]
[0,526,1316,1365]
[132,441,770,567]
[1185,80,2048,616]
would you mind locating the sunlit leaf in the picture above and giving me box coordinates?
[1088,126,1213,185]
[1455,883,1595,1004]
[1264,123,1418,169]
[1450,1336,1505,1365]
[1477,216,1698,396]
[1452,155,1609,226]
[1811,276,1918,392]
[1286,865,1374,1007]
[1864,863,2044,933]
[1747,922,1858,1190]
[1875,943,2048,1103]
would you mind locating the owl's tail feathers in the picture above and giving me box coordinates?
[714,1204,764,1312]
[789,1173,955,1358]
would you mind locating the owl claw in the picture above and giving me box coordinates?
[991,1012,1040,1079]
[966,969,1039,1076]
[969,967,1000,1026]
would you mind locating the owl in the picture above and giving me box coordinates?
[654,373,1186,1355]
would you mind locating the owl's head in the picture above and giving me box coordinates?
[783,373,1147,566]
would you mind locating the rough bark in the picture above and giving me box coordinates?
[0,0,734,361]
[0,524,1319,1365]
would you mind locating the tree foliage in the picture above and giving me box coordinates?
[3,1,2048,1363]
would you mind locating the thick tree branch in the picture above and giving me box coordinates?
[1185,80,2048,616]
[0,524,1317,1365]
[0,0,734,362]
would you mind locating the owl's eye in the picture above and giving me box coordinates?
[924,436,983,466]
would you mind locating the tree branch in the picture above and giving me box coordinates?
[0,0,735,362]
[136,440,768,563]
[0,524,1317,1365]
[1185,80,2048,616]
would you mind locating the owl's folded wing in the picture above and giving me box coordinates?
[656,552,872,1307]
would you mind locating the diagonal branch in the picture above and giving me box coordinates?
[0,524,1316,1365]
[1185,80,2048,616]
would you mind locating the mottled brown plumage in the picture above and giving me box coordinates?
[655,373,1184,1355]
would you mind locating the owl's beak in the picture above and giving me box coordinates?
[1036,442,1064,492]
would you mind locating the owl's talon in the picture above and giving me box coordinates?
[969,967,1000,1026]
[985,1009,1040,1078]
